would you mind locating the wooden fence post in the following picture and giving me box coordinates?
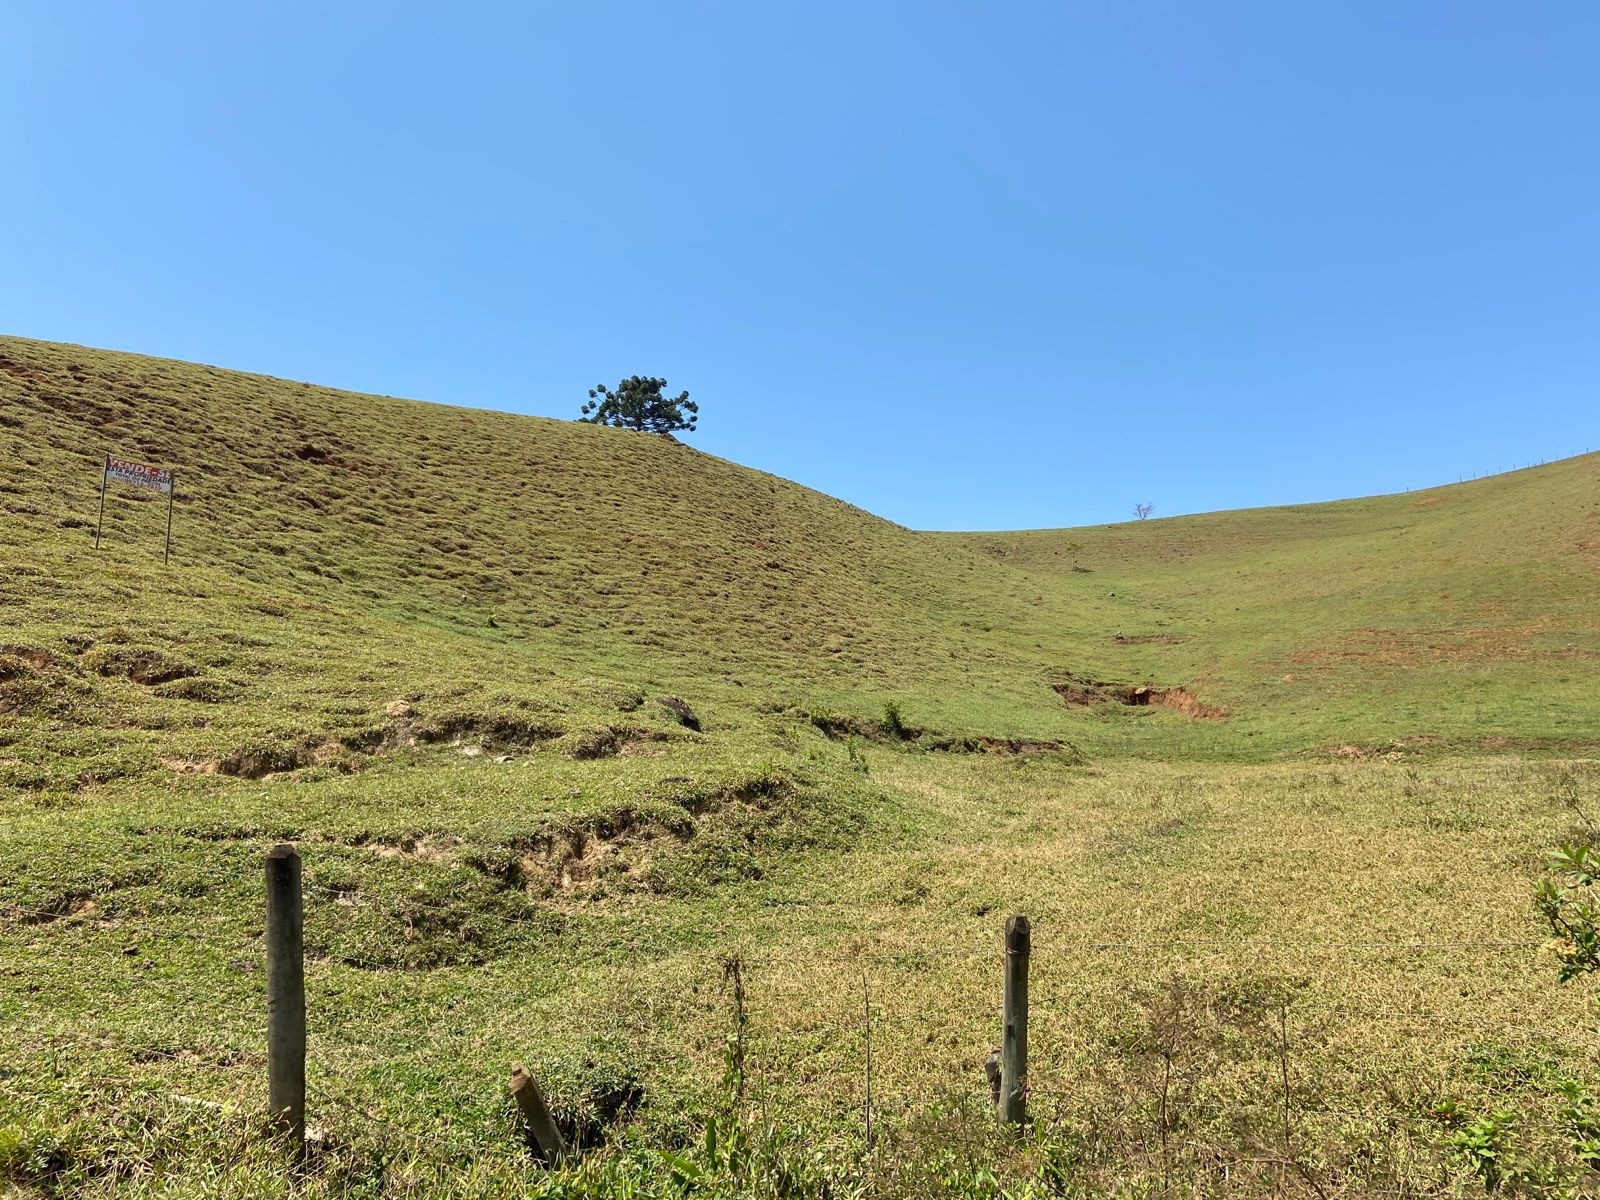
[265,843,306,1157]
[510,1066,568,1165]
[1000,914,1030,1125]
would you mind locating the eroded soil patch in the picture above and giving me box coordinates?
[219,742,319,779]
[800,708,1076,756]
[9,892,103,926]
[1052,675,1226,720]
[925,734,1070,756]
[0,645,56,673]
[411,709,561,752]
[562,725,671,760]
[289,770,827,968]
[82,645,199,686]
[161,701,569,781]
[357,834,462,864]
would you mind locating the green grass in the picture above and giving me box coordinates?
[3,335,1600,1197]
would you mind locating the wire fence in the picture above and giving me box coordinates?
[6,847,1598,1196]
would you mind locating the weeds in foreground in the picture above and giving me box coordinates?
[1535,787,1600,981]
[1431,802,1600,1196]
[1438,1079,1600,1198]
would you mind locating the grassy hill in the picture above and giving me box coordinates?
[3,335,1599,1198]
[4,333,1596,791]
[950,451,1600,755]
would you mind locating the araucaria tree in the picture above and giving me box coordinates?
[579,376,698,435]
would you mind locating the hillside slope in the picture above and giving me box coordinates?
[948,452,1600,753]
[0,335,1046,699]
[2,333,1596,778]
[0,335,1079,798]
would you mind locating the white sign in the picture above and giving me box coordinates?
[106,455,173,494]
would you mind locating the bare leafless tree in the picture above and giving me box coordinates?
[1134,502,1155,521]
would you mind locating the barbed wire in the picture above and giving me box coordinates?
[28,1021,1590,1143]
[1025,1091,1593,1135]
[15,1022,1596,1199]
[288,879,1562,959]
[325,889,1550,955]
[4,878,1564,959]
[6,887,1577,1041]
[0,904,228,947]
[10,887,1587,1051]
[15,1028,256,1069]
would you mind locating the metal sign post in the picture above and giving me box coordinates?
[98,453,178,564]
[164,471,176,565]
[94,455,109,550]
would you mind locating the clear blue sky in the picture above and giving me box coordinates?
[4,2,1596,530]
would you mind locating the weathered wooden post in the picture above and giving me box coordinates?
[510,1066,567,1164]
[1000,914,1030,1125]
[265,843,306,1157]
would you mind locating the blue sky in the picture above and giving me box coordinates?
[4,2,1596,530]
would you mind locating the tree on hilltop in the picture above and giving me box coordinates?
[579,376,698,435]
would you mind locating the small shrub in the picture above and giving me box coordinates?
[1448,1109,1519,1193]
[1535,839,1600,980]
[883,701,909,740]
